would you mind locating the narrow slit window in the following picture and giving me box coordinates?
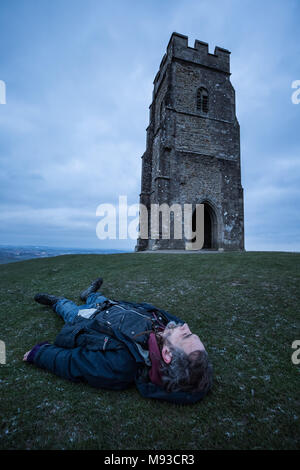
[197,87,209,113]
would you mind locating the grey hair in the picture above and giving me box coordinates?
[160,342,213,394]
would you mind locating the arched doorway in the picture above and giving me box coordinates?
[192,202,218,249]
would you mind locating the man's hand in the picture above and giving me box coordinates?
[23,342,50,363]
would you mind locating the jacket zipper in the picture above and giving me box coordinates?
[115,304,152,321]
[103,336,109,350]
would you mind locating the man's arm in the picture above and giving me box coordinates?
[24,343,137,390]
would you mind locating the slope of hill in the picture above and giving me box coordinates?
[0,251,299,450]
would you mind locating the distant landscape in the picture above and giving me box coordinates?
[0,245,132,264]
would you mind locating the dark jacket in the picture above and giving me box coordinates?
[33,299,210,404]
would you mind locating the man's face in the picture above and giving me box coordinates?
[161,322,205,357]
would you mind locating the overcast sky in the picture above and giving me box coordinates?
[0,0,299,251]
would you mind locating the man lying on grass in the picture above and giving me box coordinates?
[23,277,213,404]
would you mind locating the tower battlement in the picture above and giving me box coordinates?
[154,32,230,89]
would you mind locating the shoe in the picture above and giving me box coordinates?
[34,293,61,307]
[80,277,103,301]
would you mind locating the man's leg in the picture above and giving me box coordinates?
[80,277,103,302]
[53,298,82,324]
[34,293,81,324]
[55,293,111,322]
[85,292,109,308]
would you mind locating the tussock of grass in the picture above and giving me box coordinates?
[0,252,299,449]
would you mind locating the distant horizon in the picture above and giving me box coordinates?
[0,243,133,252]
[0,244,133,264]
[0,243,298,254]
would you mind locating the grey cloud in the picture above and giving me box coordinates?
[0,0,299,250]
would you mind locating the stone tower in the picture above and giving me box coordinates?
[135,32,244,251]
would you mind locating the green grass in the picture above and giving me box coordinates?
[0,251,299,450]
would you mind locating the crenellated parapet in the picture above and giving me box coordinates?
[154,32,230,94]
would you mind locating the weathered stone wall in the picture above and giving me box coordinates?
[135,33,244,251]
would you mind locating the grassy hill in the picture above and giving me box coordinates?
[0,251,299,450]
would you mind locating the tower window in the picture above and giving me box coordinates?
[197,87,209,113]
